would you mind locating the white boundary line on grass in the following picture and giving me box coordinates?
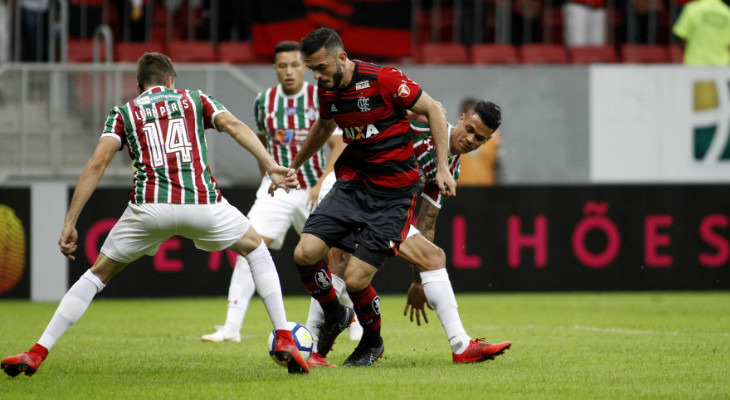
[573,325,730,337]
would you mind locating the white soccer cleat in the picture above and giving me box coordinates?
[200,325,241,343]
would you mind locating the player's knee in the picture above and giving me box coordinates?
[415,245,445,272]
[294,243,318,265]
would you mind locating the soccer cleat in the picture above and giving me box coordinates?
[342,338,384,367]
[316,305,355,356]
[200,325,241,343]
[452,339,511,364]
[273,330,310,374]
[307,352,337,368]
[1,344,49,378]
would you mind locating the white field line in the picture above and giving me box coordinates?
[572,325,730,338]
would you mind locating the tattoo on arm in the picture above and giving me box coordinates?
[415,200,440,243]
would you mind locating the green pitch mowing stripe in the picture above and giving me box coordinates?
[1,292,729,399]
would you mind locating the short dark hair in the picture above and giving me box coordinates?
[301,27,343,57]
[471,100,502,131]
[137,52,177,90]
[273,40,301,62]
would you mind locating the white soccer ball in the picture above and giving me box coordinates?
[267,322,314,365]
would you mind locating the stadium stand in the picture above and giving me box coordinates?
[621,44,670,63]
[216,42,257,64]
[568,46,619,64]
[470,44,519,65]
[520,44,569,64]
[166,40,217,63]
[416,43,469,65]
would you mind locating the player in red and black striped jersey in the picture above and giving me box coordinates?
[287,27,455,367]
[1,53,310,377]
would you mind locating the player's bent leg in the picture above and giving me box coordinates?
[343,252,385,367]
[397,233,445,272]
[2,256,122,377]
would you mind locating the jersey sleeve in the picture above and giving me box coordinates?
[317,89,333,120]
[100,106,126,150]
[253,91,266,135]
[199,91,228,130]
[378,67,422,109]
[421,182,444,209]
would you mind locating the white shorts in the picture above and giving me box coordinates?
[318,172,420,240]
[248,176,311,250]
[100,198,251,264]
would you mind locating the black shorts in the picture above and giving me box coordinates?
[303,183,417,257]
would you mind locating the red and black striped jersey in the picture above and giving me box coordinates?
[317,60,422,196]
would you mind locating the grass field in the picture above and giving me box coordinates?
[1,292,729,399]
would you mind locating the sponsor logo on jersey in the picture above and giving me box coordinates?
[342,124,380,141]
[330,104,338,112]
[397,81,411,98]
[135,92,182,106]
[357,96,371,112]
[356,80,370,90]
[274,128,310,145]
[284,106,297,116]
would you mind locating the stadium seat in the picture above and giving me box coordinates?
[115,41,166,62]
[470,44,519,65]
[67,40,108,62]
[520,44,568,64]
[620,44,669,63]
[416,43,469,65]
[217,41,256,64]
[568,46,618,64]
[167,40,217,63]
[668,45,684,64]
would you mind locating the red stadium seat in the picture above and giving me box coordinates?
[621,44,669,63]
[67,40,109,62]
[569,46,618,64]
[217,41,256,64]
[417,43,469,65]
[520,44,568,64]
[470,44,519,65]
[115,41,166,62]
[668,45,684,64]
[167,40,217,63]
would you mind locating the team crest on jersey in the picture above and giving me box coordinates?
[397,81,411,98]
[357,96,370,112]
[306,107,318,121]
[343,124,380,141]
[284,106,297,116]
[355,80,370,90]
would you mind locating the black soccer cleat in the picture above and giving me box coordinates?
[316,305,355,356]
[342,339,384,367]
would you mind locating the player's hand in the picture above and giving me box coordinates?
[307,183,321,210]
[436,169,456,197]
[268,166,300,196]
[403,282,434,326]
[59,224,79,260]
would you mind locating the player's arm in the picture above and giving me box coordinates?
[256,133,268,178]
[59,137,119,260]
[215,111,299,193]
[308,133,345,208]
[410,92,456,197]
[290,117,337,171]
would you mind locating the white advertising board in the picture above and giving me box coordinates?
[591,66,730,182]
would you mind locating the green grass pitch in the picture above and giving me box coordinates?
[1,292,729,399]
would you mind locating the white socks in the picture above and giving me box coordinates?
[38,270,105,350]
[223,255,257,334]
[306,273,349,349]
[246,241,287,331]
[420,269,471,354]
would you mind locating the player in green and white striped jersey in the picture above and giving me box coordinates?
[201,41,353,344]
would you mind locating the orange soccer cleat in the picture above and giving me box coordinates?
[1,344,49,377]
[273,330,310,374]
[452,339,511,364]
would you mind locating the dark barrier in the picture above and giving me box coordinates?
[0,189,31,299]
[69,185,729,297]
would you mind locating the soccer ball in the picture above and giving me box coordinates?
[267,322,314,365]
